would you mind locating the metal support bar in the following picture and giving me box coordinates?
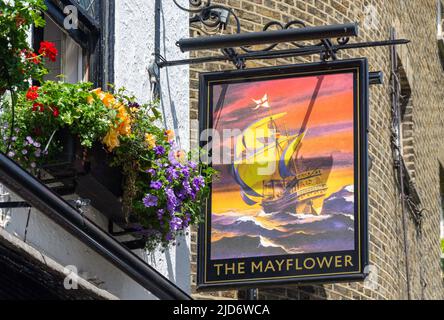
[0,202,30,209]
[0,199,91,210]
[177,22,358,52]
[369,71,384,85]
[0,153,191,300]
[158,39,409,68]
[122,239,148,251]
[108,219,141,237]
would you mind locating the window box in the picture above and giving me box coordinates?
[43,131,128,226]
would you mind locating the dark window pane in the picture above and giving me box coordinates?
[74,0,99,20]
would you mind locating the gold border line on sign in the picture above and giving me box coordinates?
[203,66,362,284]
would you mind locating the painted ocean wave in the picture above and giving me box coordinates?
[211,185,356,260]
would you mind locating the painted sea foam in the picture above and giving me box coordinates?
[211,185,355,260]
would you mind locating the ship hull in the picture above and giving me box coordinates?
[261,156,334,214]
[262,192,298,213]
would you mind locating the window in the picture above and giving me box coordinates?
[33,0,114,87]
[397,59,415,181]
[440,164,444,272]
[437,0,444,69]
[43,16,87,83]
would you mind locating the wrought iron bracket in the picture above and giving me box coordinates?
[107,220,148,250]
[0,198,91,210]
[169,1,409,75]
[221,48,246,69]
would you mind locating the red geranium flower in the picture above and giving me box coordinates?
[39,41,58,62]
[26,86,39,101]
[26,51,41,65]
[52,106,59,117]
[32,102,44,112]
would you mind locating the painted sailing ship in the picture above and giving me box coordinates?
[232,110,333,215]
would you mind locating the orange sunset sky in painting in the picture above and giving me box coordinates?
[210,72,355,244]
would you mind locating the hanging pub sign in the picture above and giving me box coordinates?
[197,58,369,290]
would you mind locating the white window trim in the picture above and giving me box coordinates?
[438,0,443,38]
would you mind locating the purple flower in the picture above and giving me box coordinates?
[7,151,15,158]
[157,209,165,223]
[154,146,165,156]
[176,188,187,201]
[169,216,183,232]
[142,194,158,208]
[188,161,197,170]
[146,168,156,176]
[166,166,179,182]
[12,136,17,142]
[192,176,205,191]
[33,142,41,148]
[168,151,179,166]
[26,136,34,144]
[183,180,196,200]
[150,180,163,190]
[128,102,140,109]
[31,162,36,168]
[183,213,191,228]
[21,149,28,155]
[166,188,178,213]
[181,167,190,178]
[166,232,174,241]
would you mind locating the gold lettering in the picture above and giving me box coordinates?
[295,258,303,271]
[251,261,263,273]
[304,258,316,270]
[238,262,245,274]
[345,255,354,267]
[275,259,285,272]
[316,256,333,269]
[335,256,343,268]
[286,259,293,271]
[264,260,276,272]
[214,264,223,276]
[225,263,236,275]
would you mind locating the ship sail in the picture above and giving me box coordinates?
[233,113,305,203]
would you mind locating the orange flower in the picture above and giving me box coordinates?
[88,88,105,104]
[103,128,120,152]
[102,92,116,108]
[165,130,175,142]
[145,134,157,149]
[116,104,131,136]
[174,150,186,163]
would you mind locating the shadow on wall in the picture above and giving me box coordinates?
[155,0,183,148]
[238,285,328,300]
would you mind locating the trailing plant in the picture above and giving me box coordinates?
[0,83,216,250]
[0,0,50,92]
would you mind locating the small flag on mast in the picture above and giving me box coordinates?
[252,94,270,110]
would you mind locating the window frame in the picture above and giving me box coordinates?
[32,0,114,87]
[438,0,443,37]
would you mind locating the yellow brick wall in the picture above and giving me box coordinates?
[189,0,444,300]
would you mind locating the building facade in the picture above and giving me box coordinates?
[0,0,443,300]
[0,0,191,300]
[189,0,444,300]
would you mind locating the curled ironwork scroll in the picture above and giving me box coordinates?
[172,0,350,59]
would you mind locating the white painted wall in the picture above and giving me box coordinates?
[0,1,190,300]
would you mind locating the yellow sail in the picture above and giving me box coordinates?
[236,112,287,159]
[279,132,306,178]
[233,133,303,198]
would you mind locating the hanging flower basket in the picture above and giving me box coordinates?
[0,82,216,250]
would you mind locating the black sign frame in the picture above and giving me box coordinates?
[197,58,369,290]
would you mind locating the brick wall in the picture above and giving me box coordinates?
[189,0,444,300]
